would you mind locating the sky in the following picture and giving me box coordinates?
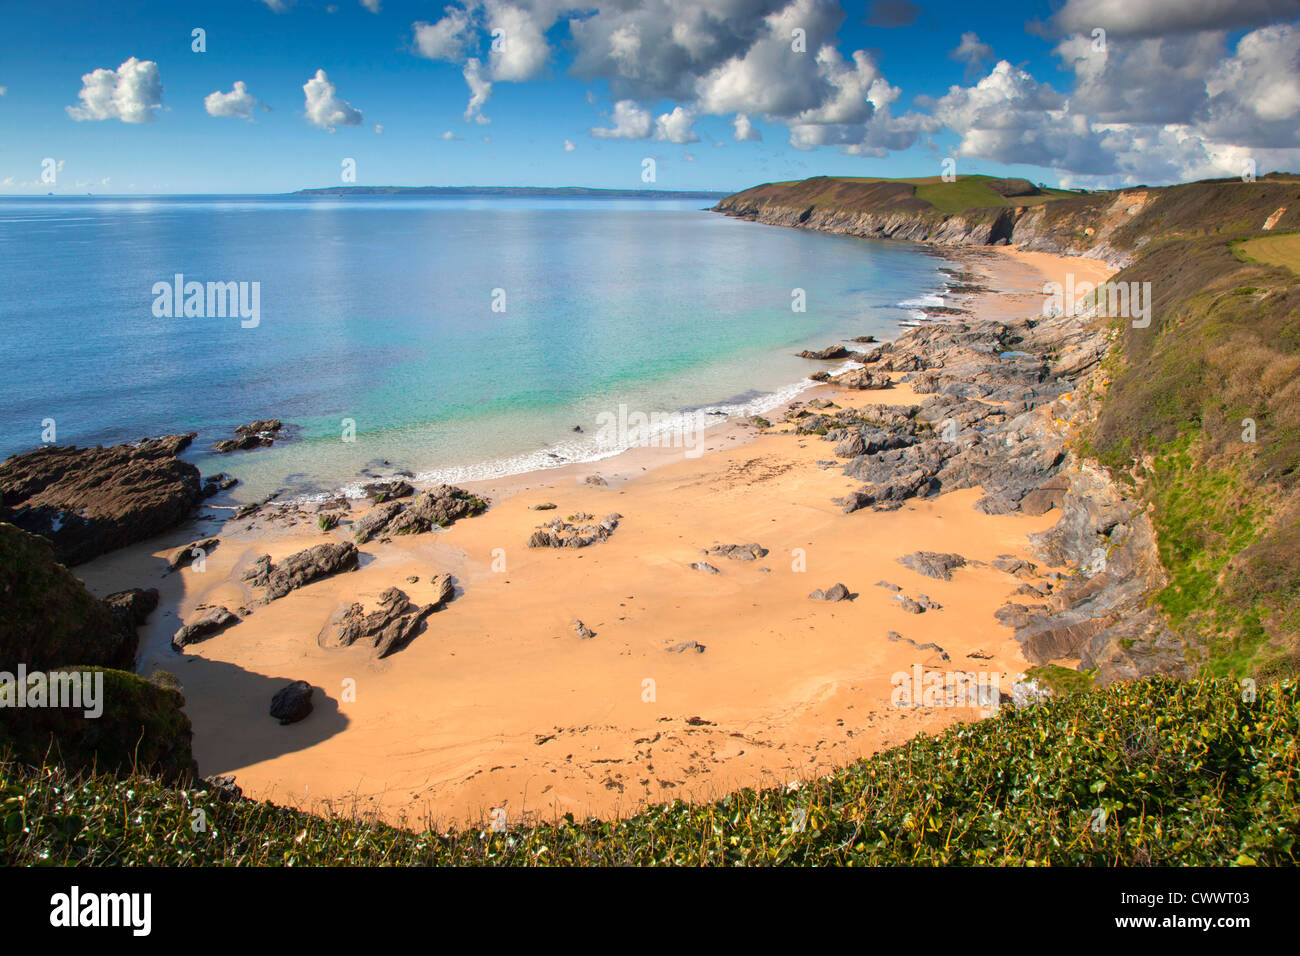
[0,0,1298,194]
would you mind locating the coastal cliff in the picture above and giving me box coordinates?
[718,173,1300,682]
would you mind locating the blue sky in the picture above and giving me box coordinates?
[1,0,1297,194]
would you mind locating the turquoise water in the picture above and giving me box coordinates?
[0,197,951,500]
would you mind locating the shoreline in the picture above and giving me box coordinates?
[72,243,1118,829]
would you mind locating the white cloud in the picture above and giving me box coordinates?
[414,10,472,61]
[0,86,7,96]
[463,57,492,123]
[655,105,699,143]
[302,69,363,130]
[563,138,576,151]
[733,113,761,141]
[260,0,293,11]
[951,32,993,69]
[361,0,381,12]
[591,99,652,138]
[204,81,257,119]
[442,130,461,140]
[486,1,551,81]
[66,57,162,123]
[1049,0,1300,38]
[374,123,384,133]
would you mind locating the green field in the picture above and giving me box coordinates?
[1234,232,1300,275]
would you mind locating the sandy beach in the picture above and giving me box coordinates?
[74,244,1117,829]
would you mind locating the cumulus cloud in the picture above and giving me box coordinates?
[486,1,551,81]
[204,81,257,119]
[302,69,363,130]
[361,0,381,12]
[414,9,473,61]
[463,57,492,123]
[951,32,993,70]
[563,138,576,150]
[260,0,293,11]
[733,112,761,141]
[655,105,699,142]
[66,57,162,123]
[1048,0,1300,38]
[0,86,7,96]
[590,99,652,138]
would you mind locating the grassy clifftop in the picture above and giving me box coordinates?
[4,676,1295,865]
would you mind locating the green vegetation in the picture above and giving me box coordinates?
[1234,232,1300,276]
[4,676,1295,866]
[317,513,339,532]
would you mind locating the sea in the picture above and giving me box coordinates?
[0,195,955,501]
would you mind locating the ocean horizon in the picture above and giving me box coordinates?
[0,195,954,501]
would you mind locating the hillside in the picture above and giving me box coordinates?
[717,173,1300,679]
[4,676,1296,865]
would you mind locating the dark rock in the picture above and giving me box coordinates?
[689,562,720,574]
[215,420,283,453]
[573,619,595,639]
[269,680,313,724]
[896,551,967,581]
[809,583,850,602]
[103,588,160,629]
[585,475,608,486]
[172,606,239,650]
[667,640,706,654]
[263,542,359,600]
[705,542,768,561]
[529,513,620,549]
[797,344,850,360]
[168,536,220,571]
[0,434,202,565]
[894,595,925,614]
[361,480,414,501]
[352,501,404,543]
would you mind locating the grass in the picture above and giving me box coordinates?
[1234,232,1300,276]
[3,676,1295,866]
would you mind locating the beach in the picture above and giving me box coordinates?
[74,244,1118,829]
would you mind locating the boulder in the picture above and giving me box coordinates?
[269,681,314,724]
[809,583,850,602]
[172,606,239,650]
[0,434,202,565]
[896,551,967,581]
[263,542,359,600]
[103,588,160,629]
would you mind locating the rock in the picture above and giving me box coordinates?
[406,575,419,584]
[531,502,557,510]
[528,513,621,549]
[667,640,706,654]
[915,594,943,611]
[103,587,160,629]
[263,542,359,601]
[167,536,220,571]
[797,344,850,360]
[876,580,902,592]
[886,630,906,642]
[242,554,271,588]
[572,425,583,433]
[361,480,414,501]
[808,583,850,602]
[809,371,831,382]
[172,606,239,650]
[0,434,203,565]
[269,681,314,724]
[201,473,238,497]
[585,475,608,486]
[330,580,453,658]
[836,368,891,390]
[573,619,595,639]
[215,420,283,453]
[203,774,243,800]
[705,542,769,561]
[689,562,720,574]
[894,595,925,614]
[992,556,1038,578]
[896,551,967,581]
[352,500,404,543]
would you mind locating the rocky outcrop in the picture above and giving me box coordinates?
[328,576,455,658]
[0,434,203,565]
[704,543,769,561]
[809,583,850,602]
[351,485,488,542]
[897,552,967,581]
[241,543,358,602]
[172,606,240,650]
[103,587,160,629]
[214,420,284,453]
[529,513,621,548]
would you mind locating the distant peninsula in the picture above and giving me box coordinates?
[288,185,729,199]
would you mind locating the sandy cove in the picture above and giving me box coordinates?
[75,245,1117,829]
